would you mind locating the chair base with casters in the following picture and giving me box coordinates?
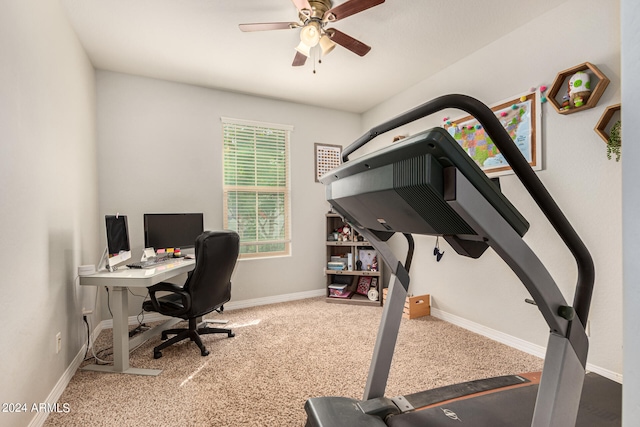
[153,315,234,359]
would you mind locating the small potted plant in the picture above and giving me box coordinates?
[607,120,621,162]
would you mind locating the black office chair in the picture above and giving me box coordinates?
[142,230,240,359]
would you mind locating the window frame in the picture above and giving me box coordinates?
[221,117,293,259]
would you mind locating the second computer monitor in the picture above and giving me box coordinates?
[143,213,204,251]
[105,214,132,268]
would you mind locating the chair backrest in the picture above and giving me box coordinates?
[185,230,240,317]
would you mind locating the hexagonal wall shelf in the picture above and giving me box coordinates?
[548,62,610,114]
[595,103,621,142]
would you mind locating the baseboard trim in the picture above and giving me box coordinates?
[431,307,622,384]
[29,345,87,427]
[224,288,326,311]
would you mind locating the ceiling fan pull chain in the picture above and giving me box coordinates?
[313,48,317,74]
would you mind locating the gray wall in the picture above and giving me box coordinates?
[96,71,361,316]
[0,1,99,426]
[361,0,622,379]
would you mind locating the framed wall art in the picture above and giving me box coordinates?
[314,143,342,182]
[444,90,542,177]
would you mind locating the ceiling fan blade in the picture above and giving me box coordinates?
[328,28,371,56]
[323,0,385,22]
[239,22,299,32]
[290,0,312,13]
[292,51,307,67]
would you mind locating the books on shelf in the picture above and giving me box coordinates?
[327,261,346,270]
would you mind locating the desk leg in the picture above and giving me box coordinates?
[112,286,129,372]
[82,286,163,376]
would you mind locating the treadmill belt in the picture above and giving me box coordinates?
[386,373,621,427]
[404,374,529,410]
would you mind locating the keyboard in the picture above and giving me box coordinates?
[127,255,174,269]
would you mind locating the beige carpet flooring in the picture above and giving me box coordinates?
[44,297,543,426]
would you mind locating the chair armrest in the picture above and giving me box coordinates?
[147,282,191,317]
[148,282,184,294]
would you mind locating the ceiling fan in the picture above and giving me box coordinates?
[239,0,385,67]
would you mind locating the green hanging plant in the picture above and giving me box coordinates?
[607,120,621,162]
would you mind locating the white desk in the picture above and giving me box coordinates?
[79,259,196,376]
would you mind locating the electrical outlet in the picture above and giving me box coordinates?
[56,332,62,354]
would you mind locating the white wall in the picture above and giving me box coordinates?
[361,0,622,377]
[621,0,640,423]
[96,71,361,316]
[0,1,99,427]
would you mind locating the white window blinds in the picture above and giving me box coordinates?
[222,118,292,258]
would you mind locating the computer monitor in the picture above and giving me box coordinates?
[105,215,131,269]
[143,213,204,252]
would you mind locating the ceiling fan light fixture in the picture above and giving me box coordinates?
[295,40,312,57]
[300,22,321,47]
[319,34,336,56]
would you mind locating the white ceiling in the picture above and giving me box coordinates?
[61,0,568,113]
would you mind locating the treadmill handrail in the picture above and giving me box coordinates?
[342,94,594,325]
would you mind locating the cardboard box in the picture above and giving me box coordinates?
[382,288,430,319]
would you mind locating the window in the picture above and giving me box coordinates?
[222,118,292,258]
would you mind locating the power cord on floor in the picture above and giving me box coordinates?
[128,289,150,338]
[105,286,113,317]
[83,315,90,361]
[84,288,155,363]
[82,314,113,365]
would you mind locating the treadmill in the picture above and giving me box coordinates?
[305,95,621,426]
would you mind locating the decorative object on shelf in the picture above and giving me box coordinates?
[548,62,610,114]
[314,143,342,182]
[444,90,541,177]
[569,71,592,107]
[340,225,351,241]
[359,249,377,271]
[357,276,373,295]
[595,103,622,162]
[607,120,621,162]
[367,288,379,301]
